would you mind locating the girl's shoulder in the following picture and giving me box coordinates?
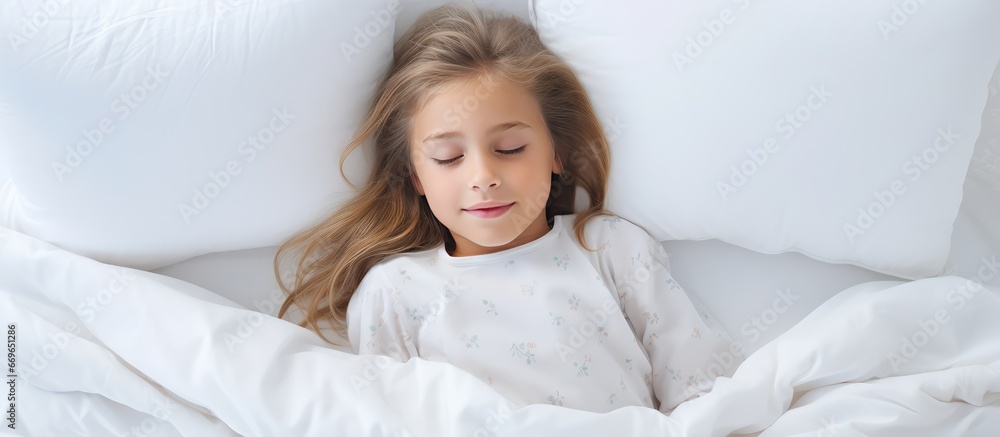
[353,250,433,303]
[576,212,668,267]
[577,212,650,243]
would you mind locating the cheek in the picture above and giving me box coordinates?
[421,172,459,197]
[524,152,556,182]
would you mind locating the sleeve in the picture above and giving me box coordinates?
[608,220,744,415]
[345,264,418,362]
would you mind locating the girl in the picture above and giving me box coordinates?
[275,2,742,415]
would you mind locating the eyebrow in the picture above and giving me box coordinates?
[422,121,531,143]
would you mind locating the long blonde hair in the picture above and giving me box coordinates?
[275,2,614,345]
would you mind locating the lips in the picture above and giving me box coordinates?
[464,201,514,211]
[463,202,514,218]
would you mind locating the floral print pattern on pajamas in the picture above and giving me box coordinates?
[346,213,743,414]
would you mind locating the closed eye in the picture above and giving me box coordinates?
[433,145,527,166]
[498,145,527,156]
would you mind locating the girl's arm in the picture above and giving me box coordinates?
[346,264,417,362]
[608,220,743,415]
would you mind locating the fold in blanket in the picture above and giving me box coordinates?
[0,226,998,436]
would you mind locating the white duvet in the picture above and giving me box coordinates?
[1,226,998,436]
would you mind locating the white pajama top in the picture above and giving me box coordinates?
[346,213,741,415]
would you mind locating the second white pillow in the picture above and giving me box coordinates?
[532,0,1000,279]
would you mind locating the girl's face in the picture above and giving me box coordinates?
[409,77,562,257]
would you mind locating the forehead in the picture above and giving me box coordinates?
[410,79,542,142]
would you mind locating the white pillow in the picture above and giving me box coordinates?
[0,0,401,269]
[943,63,1000,285]
[531,0,1000,279]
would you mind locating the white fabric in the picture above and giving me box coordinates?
[346,213,742,415]
[531,0,1000,280]
[2,225,1000,436]
[944,62,1000,283]
[0,0,398,269]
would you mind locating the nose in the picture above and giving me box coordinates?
[468,149,501,191]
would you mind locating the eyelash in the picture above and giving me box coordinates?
[433,145,527,167]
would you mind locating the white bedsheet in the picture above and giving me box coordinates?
[1,226,998,436]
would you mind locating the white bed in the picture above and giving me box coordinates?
[2,0,1000,436]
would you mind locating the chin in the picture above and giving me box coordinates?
[470,234,516,248]
[462,227,519,247]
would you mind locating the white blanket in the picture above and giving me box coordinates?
[1,226,998,436]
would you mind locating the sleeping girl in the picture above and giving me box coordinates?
[275,2,742,415]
